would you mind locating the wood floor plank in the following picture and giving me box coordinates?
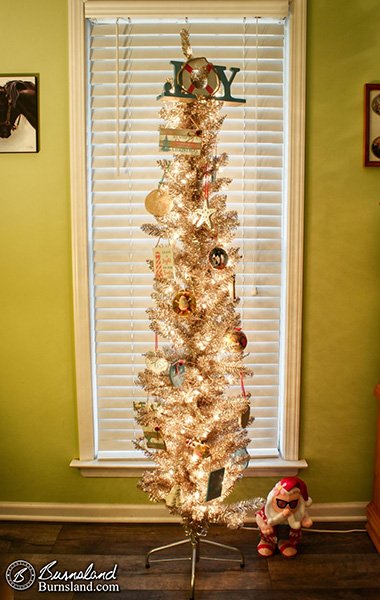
[268,553,380,589]
[0,521,62,553]
[14,591,74,600]
[0,538,11,552]
[53,523,186,555]
[297,529,377,555]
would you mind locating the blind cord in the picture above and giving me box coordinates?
[115,18,121,176]
[242,17,247,318]
[252,16,259,296]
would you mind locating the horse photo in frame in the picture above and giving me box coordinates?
[0,74,39,153]
[364,83,380,167]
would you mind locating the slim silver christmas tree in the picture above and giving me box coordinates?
[134,30,263,598]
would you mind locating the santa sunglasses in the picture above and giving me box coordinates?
[276,498,299,509]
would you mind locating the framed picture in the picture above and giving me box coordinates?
[0,74,39,153]
[364,83,380,166]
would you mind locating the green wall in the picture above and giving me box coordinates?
[0,0,379,508]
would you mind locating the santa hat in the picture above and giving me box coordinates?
[278,477,312,506]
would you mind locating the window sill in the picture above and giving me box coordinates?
[70,457,308,478]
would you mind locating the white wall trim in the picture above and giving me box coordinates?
[68,0,307,467]
[0,501,367,523]
[70,457,308,478]
[279,0,307,461]
[84,0,290,18]
[69,0,96,461]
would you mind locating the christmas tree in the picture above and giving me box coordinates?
[135,30,263,539]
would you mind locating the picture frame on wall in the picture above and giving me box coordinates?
[0,74,39,153]
[364,83,380,167]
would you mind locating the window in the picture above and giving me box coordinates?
[69,0,307,477]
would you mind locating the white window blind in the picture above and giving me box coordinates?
[87,15,287,461]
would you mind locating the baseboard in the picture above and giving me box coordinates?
[307,502,368,522]
[366,501,380,551]
[0,501,368,523]
[0,502,180,523]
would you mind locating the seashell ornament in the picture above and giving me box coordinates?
[145,188,173,217]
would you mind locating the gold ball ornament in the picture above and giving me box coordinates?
[226,329,248,351]
[172,290,196,317]
[145,189,173,217]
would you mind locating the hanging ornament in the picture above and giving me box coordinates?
[191,440,211,460]
[165,484,183,508]
[143,426,166,450]
[228,274,237,301]
[209,247,229,270]
[169,359,186,387]
[133,401,146,413]
[179,57,220,98]
[159,126,202,156]
[133,400,160,414]
[211,155,219,182]
[180,28,193,61]
[240,405,251,428]
[232,447,250,470]
[145,188,173,217]
[145,350,169,373]
[153,245,176,280]
[239,373,251,427]
[192,198,215,229]
[205,467,225,502]
[226,328,248,351]
[172,290,196,317]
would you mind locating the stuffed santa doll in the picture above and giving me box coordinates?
[255,476,313,558]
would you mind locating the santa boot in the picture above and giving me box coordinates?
[257,531,277,557]
[278,527,302,558]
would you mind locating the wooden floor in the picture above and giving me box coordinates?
[0,521,379,599]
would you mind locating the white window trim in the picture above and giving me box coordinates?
[68,0,307,477]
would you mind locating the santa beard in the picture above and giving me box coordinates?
[265,495,306,529]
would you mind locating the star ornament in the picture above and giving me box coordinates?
[192,198,216,229]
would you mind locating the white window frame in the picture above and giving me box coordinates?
[68,0,307,477]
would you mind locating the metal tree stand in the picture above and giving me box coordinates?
[145,530,245,600]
